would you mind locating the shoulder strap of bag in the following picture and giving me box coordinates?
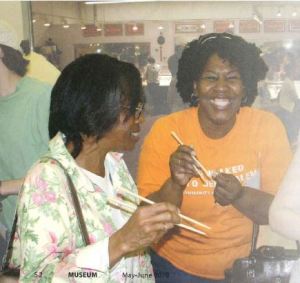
[251,223,260,253]
[47,157,90,246]
[3,157,90,270]
[2,213,18,271]
[251,223,300,255]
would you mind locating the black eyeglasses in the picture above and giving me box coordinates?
[122,102,144,120]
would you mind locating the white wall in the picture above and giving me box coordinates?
[0,1,25,44]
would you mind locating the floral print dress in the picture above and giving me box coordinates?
[10,133,154,283]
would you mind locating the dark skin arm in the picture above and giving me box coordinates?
[214,173,274,225]
[146,144,273,225]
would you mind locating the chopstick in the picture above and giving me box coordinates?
[107,196,137,213]
[171,131,212,181]
[107,196,206,236]
[117,187,211,230]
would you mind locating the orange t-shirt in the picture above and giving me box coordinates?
[137,107,292,279]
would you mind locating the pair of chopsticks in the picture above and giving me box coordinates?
[171,131,212,182]
[110,187,210,236]
[107,196,206,236]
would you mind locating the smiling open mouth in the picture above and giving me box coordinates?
[130,132,140,138]
[210,98,230,109]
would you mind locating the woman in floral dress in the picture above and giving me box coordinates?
[10,54,180,282]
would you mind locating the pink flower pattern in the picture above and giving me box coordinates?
[11,133,153,282]
[103,223,114,235]
[32,193,45,206]
[45,191,56,202]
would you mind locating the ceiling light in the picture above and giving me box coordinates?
[62,19,70,29]
[81,25,87,30]
[284,41,293,50]
[228,23,234,29]
[44,22,51,27]
[32,19,36,24]
[292,11,297,17]
[96,26,102,32]
[253,14,263,25]
[277,9,282,17]
[132,24,138,31]
[158,25,164,30]
[252,6,263,25]
[201,24,206,29]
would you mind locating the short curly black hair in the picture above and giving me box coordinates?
[49,54,143,158]
[177,33,268,106]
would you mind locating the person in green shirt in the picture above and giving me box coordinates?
[0,21,51,264]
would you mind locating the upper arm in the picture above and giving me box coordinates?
[260,114,292,195]
[17,162,72,279]
[33,88,51,147]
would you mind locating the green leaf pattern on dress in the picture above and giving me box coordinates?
[10,132,154,282]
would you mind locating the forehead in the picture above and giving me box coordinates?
[202,53,238,72]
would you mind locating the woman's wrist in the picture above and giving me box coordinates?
[170,177,186,192]
[232,186,245,203]
[108,230,129,267]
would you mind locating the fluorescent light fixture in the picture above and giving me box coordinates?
[81,25,87,30]
[32,19,36,23]
[44,22,51,27]
[201,24,206,29]
[292,11,297,17]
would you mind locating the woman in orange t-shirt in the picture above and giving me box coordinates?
[137,33,292,282]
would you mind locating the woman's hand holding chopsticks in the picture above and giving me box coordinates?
[170,144,203,187]
[109,202,180,266]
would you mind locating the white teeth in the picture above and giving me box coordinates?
[131,132,140,137]
[210,98,230,108]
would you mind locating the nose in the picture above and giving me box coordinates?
[214,77,228,91]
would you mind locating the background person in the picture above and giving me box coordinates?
[269,132,300,283]
[10,54,180,282]
[144,57,160,115]
[20,39,60,86]
[167,46,187,113]
[137,33,292,282]
[0,21,51,264]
